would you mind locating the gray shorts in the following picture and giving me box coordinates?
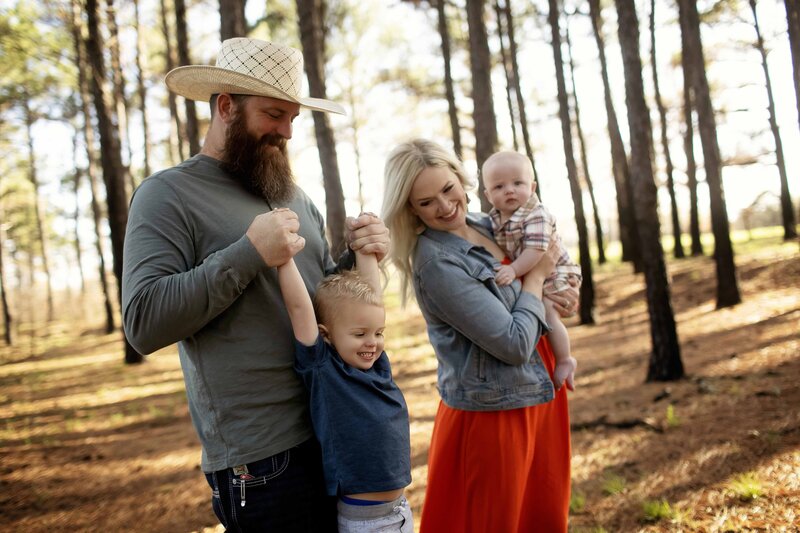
[337,495,413,533]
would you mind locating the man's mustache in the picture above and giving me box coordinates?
[261,134,287,149]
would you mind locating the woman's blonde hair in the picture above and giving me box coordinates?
[381,139,474,304]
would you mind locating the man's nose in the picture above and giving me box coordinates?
[276,119,293,139]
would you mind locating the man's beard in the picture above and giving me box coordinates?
[220,109,296,204]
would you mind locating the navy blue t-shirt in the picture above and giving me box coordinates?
[294,336,412,496]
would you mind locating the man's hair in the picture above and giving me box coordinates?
[209,93,251,117]
[313,270,383,326]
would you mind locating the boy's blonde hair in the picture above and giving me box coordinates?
[313,270,383,326]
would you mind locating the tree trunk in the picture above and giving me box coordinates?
[614,0,683,382]
[296,0,347,256]
[565,11,606,264]
[785,0,800,139]
[678,5,703,257]
[22,100,54,320]
[548,0,595,325]
[751,0,796,240]
[649,0,684,258]
[493,0,520,152]
[435,0,463,160]
[71,130,86,294]
[105,0,134,194]
[678,0,741,308]
[0,218,12,346]
[70,0,116,334]
[160,0,185,163]
[175,0,201,156]
[86,0,143,363]
[588,0,641,270]
[220,0,247,40]
[133,0,151,180]
[501,0,540,189]
[466,0,498,212]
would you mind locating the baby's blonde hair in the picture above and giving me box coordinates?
[481,151,535,187]
[313,270,383,327]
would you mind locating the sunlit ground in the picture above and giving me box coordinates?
[0,229,797,532]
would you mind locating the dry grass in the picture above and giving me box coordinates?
[0,233,797,532]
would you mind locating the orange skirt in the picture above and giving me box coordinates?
[419,337,571,533]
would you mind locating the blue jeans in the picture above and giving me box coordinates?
[204,438,337,532]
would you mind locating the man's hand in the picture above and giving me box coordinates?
[494,264,517,286]
[246,208,305,267]
[346,212,390,262]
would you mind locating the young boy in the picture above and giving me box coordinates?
[482,151,580,391]
[277,213,413,532]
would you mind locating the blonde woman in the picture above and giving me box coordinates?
[382,139,578,533]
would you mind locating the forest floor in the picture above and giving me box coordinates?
[0,230,798,532]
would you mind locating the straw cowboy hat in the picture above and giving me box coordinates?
[165,38,345,115]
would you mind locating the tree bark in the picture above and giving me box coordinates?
[220,0,248,40]
[548,0,594,325]
[785,0,800,139]
[678,4,703,257]
[493,0,520,152]
[588,0,641,270]
[296,0,347,256]
[133,0,151,180]
[0,217,13,345]
[105,0,134,194]
[678,0,741,308]
[160,0,185,163]
[649,0,684,258]
[22,99,54,320]
[86,0,143,363]
[175,0,201,156]
[565,11,606,264]
[466,0,498,212]
[750,0,796,240]
[71,130,86,294]
[435,0,463,160]
[500,0,540,186]
[614,0,683,381]
[70,0,116,334]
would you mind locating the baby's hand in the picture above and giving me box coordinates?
[494,264,517,286]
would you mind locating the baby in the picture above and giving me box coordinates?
[482,151,580,390]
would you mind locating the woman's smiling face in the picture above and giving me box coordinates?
[408,166,468,233]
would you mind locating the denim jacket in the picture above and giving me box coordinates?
[412,213,555,411]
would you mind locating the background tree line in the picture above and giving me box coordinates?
[0,0,797,379]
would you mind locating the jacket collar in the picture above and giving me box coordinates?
[420,212,493,252]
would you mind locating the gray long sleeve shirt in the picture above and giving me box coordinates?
[122,155,344,472]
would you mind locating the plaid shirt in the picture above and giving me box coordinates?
[489,193,580,275]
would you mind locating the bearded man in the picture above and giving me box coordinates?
[121,39,389,532]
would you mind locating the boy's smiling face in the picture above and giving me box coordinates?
[321,300,386,370]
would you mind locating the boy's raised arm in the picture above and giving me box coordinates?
[355,250,382,296]
[278,258,319,346]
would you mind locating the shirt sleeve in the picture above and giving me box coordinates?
[121,176,266,354]
[416,255,549,366]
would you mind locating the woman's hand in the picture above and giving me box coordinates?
[546,279,580,318]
